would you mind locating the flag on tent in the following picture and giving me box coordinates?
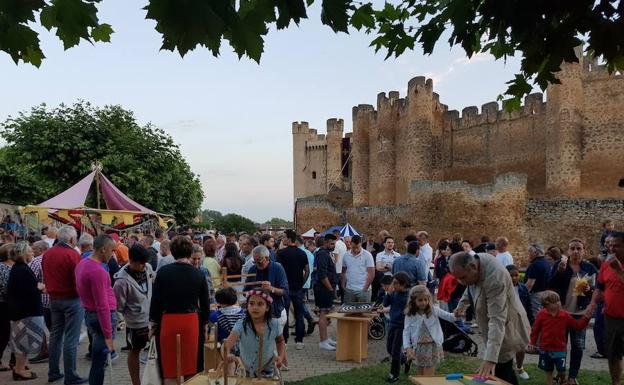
[340,223,359,237]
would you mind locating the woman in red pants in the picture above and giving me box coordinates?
[150,236,211,382]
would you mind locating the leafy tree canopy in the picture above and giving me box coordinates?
[0,101,204,224]
[2,1,623,108]
[214,213,257,235]
[201,209,223,225]
[263,217,293,226]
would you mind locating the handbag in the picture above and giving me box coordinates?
[141,338,162,385]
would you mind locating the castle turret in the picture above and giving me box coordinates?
[326,118,344,191]
[395,77,435,201]
[352,105,374,206]
[370,92,400,204]
[292,121,311,201]
[545,49,584,195]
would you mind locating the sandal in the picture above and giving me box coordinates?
[13,370,38,381]
[567,379,578,385]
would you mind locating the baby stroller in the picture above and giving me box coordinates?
[439,318,478,357]
[368,296,386,340]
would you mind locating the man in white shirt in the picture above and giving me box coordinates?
[152,229,165,253]
[376,236,400,276]
[341,235,375,303]
[495,236,514,266]
[332,230,348,302]
[417,230,433,273]
[44,227,57,248]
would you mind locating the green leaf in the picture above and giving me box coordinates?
[351,3,375,30]
[91,23,113,42]
[321,0,351,33]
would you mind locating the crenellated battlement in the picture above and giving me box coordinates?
[445,92,547,130]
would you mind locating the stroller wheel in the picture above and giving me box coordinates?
[368,320,385,340]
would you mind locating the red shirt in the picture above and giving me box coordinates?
[42,243,81,300]
[598,261,624,318]
[530,309,590,352]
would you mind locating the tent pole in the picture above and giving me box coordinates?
[95,170,101,210]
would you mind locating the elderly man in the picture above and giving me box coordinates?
[341,235,374,303]
[524,243,551,322]
[245,245,289,329]
[240,236,259,275]
[450,252,530,385]
[592,232,624,385]
[42,225,88,384]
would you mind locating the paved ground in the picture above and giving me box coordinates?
[2,317,609,385]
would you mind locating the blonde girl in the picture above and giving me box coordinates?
[403,285,456,375]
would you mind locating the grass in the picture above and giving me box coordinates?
[285,354,611,385]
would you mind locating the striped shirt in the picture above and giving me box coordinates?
[209,305,245,342]
[29,255,50,308]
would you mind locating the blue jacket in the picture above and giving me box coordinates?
[516,283,532,324]
[548,260,598,312]
[246,261,289,317]
[383,290,408,328]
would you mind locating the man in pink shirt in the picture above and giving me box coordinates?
[75,235,117,385]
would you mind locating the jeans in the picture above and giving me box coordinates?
[85,311,117,385]
[530,292,542,324]
[386,325,404,377]
[49,298,85,383]
[567,314,586,379]
[593,302,606,356]
[344,288,372,303]
[286,290,306,343]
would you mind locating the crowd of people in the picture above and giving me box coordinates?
[0,219,623,385]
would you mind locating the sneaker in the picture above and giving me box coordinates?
[516,368,530,380]
[65,376,89,385]
[386,374,400,383]
[590,352,607,359]
[327,338,336,346]
[319,341,336,351]
[110,350,119,361]
[295,342,304,350]
[48,373,64,383]
[30,354,49,364]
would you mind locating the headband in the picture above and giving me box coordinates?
[247,289,273,304]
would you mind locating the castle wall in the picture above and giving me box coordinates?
[295,175,624,263]
[580,70,624,197]
[442,94,548,193]
[352,105,374,206]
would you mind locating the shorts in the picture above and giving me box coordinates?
[313,285,335,311]
[538,351,567,373]
[605,315,624,360]
[126,327,149,351]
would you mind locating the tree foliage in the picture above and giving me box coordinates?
[201,209,223,227]
[0,101,204,224]
[2,1,624,108]
[263,217,293,227]
[214,213,257,235]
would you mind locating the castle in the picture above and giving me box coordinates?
[292,51,624,259]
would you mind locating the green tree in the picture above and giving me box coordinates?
[201,209,223,227]
[214,213,257,235]
[2,1,623,108]
[263,217,293,227]
[0,101,204,224]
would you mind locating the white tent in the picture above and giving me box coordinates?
[340,223,360,237]
[301,228,317,239]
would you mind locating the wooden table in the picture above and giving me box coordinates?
[409,375,511,385]
[326,312,376,363]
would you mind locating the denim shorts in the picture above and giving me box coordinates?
[538,351,567,373]
[313,285,335,311]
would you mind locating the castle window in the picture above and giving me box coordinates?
[619,178,624,188]
[312,171,317,179]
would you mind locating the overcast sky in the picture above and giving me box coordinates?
[0,2,528,222]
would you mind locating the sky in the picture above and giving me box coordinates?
[0,2,528,223]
